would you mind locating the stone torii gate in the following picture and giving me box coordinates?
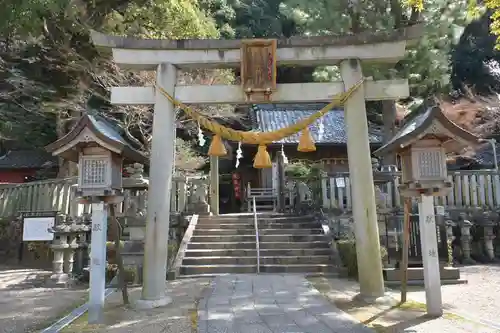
[91,24,422,308]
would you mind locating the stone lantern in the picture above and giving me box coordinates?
[375,106,480,198]
[122,163,149,240]
[46,216,91,287]
[374,103,481,316]
[45,114,148,323]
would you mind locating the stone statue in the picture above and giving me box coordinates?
[296,181,312,203]
[374,185,388,209]
[193,181,208,205]
[371,157,380,172]
[187,177,210,214]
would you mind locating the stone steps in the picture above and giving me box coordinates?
[182,255,332,266]
[259,248,332,256]
[184,248,331,257]
[191,235,256,243]
[192,228,324,236]
[195,223,254,230]
[187,241,256,250]
[260,264,336,274]
[180,264,256,275]
[191,234,328,243]
[176,214,336,278]
[259,241,330,249]
[180,263,335,276]
[196,215,315,224]
[259,234,328,242]
[182,256,258,265]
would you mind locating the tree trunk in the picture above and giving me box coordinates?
[55,111,80,177]
[108,204,129,305]
[381,100,397,166]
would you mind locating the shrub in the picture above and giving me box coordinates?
[105,264,136,284]
[336,239,387,278]
[285,161,311,178]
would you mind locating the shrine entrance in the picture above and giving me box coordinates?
[92,24,422,306]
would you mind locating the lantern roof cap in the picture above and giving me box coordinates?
[45,114,148,165]
[374,103,481,157]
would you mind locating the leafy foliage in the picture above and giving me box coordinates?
[199,0,305,38]
[284,161,323,178]
[0,0,227,173]
[451,12,500,94]
[282,0,471,97]
[2,0,500,174]
[336,239,388,278]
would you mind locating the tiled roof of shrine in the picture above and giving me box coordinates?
[0,149,57,169]
[45,114,148,165]
[250,103,383,145]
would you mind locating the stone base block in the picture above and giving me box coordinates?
[134,295,172,309]
[353,293,398,306]
[187,203,210,215]
[383,266,461,282]
[45,273,72,288]
[127,226,146,241]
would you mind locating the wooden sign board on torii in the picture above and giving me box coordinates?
[91,24,423,309]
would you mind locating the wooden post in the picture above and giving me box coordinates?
[381,100,397,166]
[418,194,443,316]
[138,63,176,308]
[400,197,411,303]
[276,151,286,212]
[210,156,219,215]
[340,59,385,298]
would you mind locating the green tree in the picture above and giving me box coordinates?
[0,0,220,171]
[200,0,305,38]
[451,12,500,95]
[281,0,470,97]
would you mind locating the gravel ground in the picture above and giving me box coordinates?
[2,264,499,333]
[64,277,212,333]
[0,265,88,333]
[408,264,500,327]
[308,269,500,333]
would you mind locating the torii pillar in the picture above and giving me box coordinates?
[138,63,176,308]
[341,59,384,297]
[91,24,423,306]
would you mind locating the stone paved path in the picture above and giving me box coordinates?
[197,274,374,333]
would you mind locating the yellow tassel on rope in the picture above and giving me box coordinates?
[297,127,316,152]
[253,145,272,169]
[208,135,227,156]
